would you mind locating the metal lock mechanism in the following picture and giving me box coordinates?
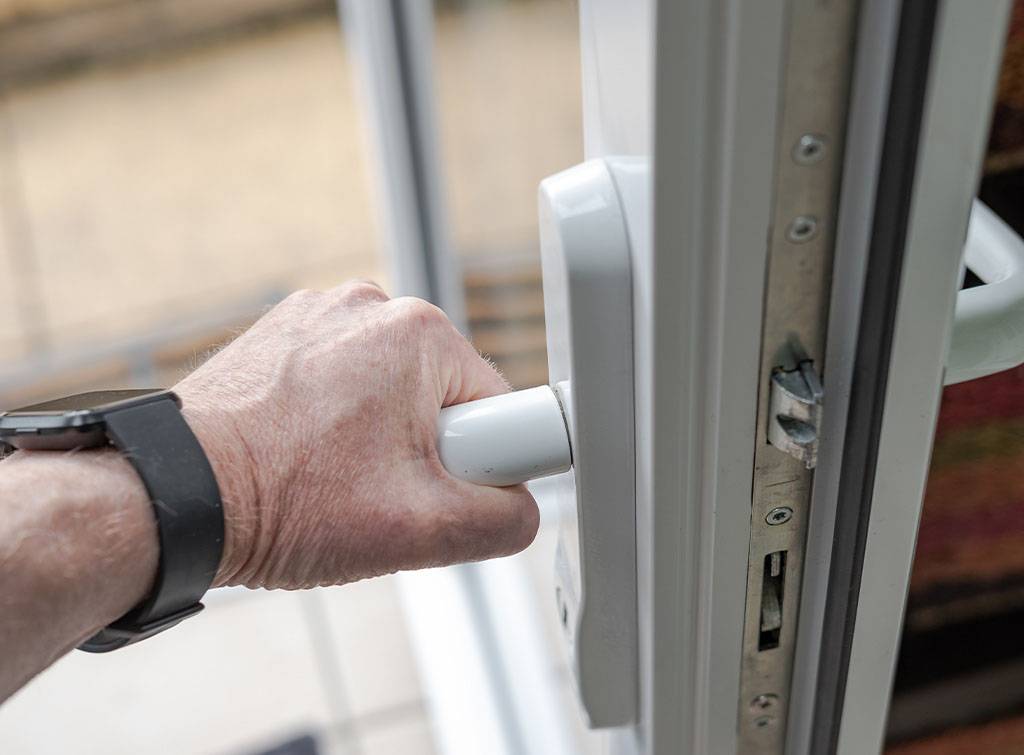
[767,360,824,469]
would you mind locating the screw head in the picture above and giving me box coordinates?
[786,215,819,243]
[750,693,779,712]
[766,507,793,526]
[754,715,777,729]
[793,133,827,165]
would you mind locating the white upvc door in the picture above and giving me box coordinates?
[573,2,1017,754]
[344,1,1021,754]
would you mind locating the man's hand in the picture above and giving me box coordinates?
[176,282,539,589]
[0,282,538,703]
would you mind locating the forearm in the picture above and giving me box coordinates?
[0,449,157,702]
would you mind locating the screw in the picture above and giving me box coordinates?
[786,215,819,243]
[751,693,779,712]
[754,715,777,729]
[765,507,793,526]
[793,133,827,165]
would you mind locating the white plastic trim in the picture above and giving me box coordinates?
[437,158,639,729]
[947,199,1024,384]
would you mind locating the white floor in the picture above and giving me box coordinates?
[0,519,607,755]
[0,578,434,755]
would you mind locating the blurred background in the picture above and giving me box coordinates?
[0,0,574,401]
[7,1,1024,754]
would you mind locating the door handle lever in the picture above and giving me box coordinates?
[947,199,1024,384]
[436,385,571,487]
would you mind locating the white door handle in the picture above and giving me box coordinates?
[947,200,1024,385]
[436,385,571,487]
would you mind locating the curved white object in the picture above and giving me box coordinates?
[436,385,571,487]
[948,200,1024,384]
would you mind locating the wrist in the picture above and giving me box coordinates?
[0,450,157,643]
[177,392,260,587]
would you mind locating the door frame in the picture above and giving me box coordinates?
[584,1,790,752]
[824,4,1010,753]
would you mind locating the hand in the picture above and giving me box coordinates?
[175,282,539,590]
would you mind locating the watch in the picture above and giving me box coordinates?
[0,389,224,652]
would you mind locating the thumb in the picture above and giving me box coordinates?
[440,326,512,407]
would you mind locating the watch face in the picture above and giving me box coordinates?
[0,389,178,450]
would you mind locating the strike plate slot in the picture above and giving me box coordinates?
[759,551,787,652]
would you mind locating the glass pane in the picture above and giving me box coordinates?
[0,9,382,406]
[433,0,582,389]
[886,5,1024,751]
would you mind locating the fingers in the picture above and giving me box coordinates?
[418,483,540,566]
[376,292,534,563]
[462,484,540,559]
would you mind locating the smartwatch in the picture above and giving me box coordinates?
[0,389,224,652]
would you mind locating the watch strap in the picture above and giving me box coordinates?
[79,395,224,652]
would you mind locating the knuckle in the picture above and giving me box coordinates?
[388,297,451,330]
[265,289,321,323]
[280,288,320,310]
[335,279,388,304]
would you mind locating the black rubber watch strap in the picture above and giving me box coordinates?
[79,395,224,652]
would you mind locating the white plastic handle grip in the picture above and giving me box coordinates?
[436,385,572,487]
